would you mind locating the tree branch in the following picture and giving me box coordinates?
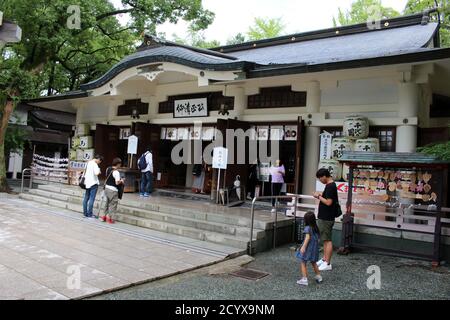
[96,9,135,21]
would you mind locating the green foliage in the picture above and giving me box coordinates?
[417,140,450,161]
[226,33,247,45]
[172,27,220,49]
[247,17,285,41]
[333,0,400,26]
[0,0,215,93]
[5,125,29,155]
[404,0,450,47]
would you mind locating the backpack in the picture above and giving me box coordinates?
[138,152,148,170]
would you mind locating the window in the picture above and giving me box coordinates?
[159,92,234,114]
[117,99,149,116]
[324,127,396,152]
[247,86,307,109]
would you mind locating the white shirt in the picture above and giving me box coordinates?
[85,160,100,189]
[141,151,153,173]
[106,170,121,192]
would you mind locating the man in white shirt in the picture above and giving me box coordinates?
[82,154,103,218]
[140,146,153,197]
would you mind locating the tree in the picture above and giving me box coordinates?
[172,27,221,49]
[404,0,450,47]
[333,0,400,27]
[226,33,247,45]
[0,0,215,192]
[247,17,285,41]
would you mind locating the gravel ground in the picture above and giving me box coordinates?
[90,245,450,300]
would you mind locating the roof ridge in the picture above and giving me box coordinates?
[137,34,239,61]
[211,10,439,54]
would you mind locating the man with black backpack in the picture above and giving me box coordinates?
[138,146,153,197]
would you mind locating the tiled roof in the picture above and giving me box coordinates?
[339,152,449,165]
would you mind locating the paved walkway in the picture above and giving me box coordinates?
[0,196,236,300]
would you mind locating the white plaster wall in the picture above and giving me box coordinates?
[321,78,399,107]
[80,102,109,123]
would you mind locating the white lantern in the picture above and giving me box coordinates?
[343,115,369,139]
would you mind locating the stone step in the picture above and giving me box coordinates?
[28,188,264,240]
[29,189,264,239]
[33,185,282,230]
[118,205,265,240]
[115,213,254,250]
[19,193,256,250]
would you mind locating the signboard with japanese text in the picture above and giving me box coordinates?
[259,163,271,182]
[320,131,333,160]
[127,135,138,154]
[212,147,228,170]
[284,125,298,141]
[174,98,208,118]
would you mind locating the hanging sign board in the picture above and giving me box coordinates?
[212,147,228,170]
[127,135,138,155]
[259,163,271,182]
[174,98,208,118]
[320,131,333,160]
[284,125,298,141]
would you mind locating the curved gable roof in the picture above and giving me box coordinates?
[228,23,438,66]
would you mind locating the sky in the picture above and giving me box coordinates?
[111,0,409,44]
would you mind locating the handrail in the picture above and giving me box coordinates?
[248,194,315,255]
[20,168,33,193]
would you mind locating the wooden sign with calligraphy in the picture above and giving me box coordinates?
[174,98,208,118]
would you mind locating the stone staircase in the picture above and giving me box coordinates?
[20,184,294,253]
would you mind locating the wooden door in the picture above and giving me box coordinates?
[133,122,161,174]
[216,118,251,189]
[94,124,120,178]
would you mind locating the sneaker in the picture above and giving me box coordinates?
[143,193,150,198]
[314,275,323,284]
[296,278,308,286]
[139,193,144,197]
[317,259,325,267]
[271,208,276,213]
[319,262,332,271]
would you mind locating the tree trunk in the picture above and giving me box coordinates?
[0,99,15,193]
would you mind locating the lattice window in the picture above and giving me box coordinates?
[247,86,307,109]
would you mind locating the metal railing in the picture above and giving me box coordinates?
[248,194,315,255]
[20,168,33,193]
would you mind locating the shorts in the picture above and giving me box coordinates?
[317,219,334,242]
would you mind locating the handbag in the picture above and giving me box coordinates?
[79,170,86,190]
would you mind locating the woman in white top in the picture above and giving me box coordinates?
[82,155,103,218]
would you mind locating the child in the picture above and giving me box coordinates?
[296,211,323,286]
